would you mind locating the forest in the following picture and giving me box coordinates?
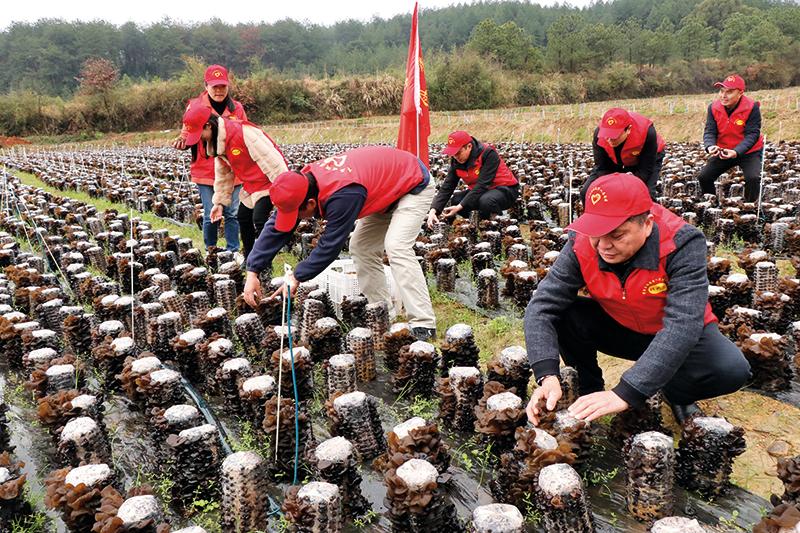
[1,0,799,136]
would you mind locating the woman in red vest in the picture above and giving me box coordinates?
[426,130,518,229]
[240,146,438,341]
[181,104,289,261]
[172,64,247,254]
[584,107,665,202]
[697,74,764,202]
[523,173,750,427]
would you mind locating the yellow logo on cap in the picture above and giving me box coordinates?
[214,70,222,77]
[589,186,608,206]
[231,148,242,156]
[606,118,616,126]
[735,119,744,126]
[643,277,668,295]
[448,137,455,145]
[727,75,735,82]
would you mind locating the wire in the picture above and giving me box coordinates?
[285,276,302,486]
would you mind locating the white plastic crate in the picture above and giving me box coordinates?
[312,258,397,316]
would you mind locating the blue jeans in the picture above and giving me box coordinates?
[197,183,241,252]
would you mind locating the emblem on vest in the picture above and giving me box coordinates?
[588,186,608,206]
[631,150,640,156]
[734,119,744,126]
[474,167,480,176]
[642,277,667,295]
[231,148,242,156]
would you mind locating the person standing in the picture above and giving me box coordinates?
[242,146,438,341]
[696,74,764,202]
[427,130,518,228]
[172,64,247,254]
[180,103,289,261]
[523,173,750,426]
[584,107,665,202]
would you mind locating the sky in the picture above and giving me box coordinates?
[3,0,591,29]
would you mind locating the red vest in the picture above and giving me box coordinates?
[223,120,288,195]
[306,146,424,219]
[454,144,518,189]
[573,203,717,335]
[711,95,764,154]
[189,92,246,184]
[598,112,666,167]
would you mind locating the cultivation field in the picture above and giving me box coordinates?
[0,136,798,532]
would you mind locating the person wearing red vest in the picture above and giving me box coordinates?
[181,103,289,261]
[585,108,666,202]
[427,130,519,229]
[172,64,247,253]
[697,74,764,202]
[242,146,438,340]
[523,173,750,426]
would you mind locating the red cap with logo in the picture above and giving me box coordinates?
[271,171,310,232]
[204,64,230,87]
[443,130,472,156]
[714,74,745,91]
[568,173,653,237]
[598,108,632,140]
[181,103,213,146]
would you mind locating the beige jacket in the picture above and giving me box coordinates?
[211,120,289,209]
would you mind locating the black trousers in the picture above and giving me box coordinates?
[451,185,519,219]
[697,150,763,202]
[237,195,274,260]
[556,297,751,405]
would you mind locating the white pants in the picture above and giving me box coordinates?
[349,181,436,329]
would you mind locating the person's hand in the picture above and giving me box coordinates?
[270,272,299,299]
[210,205,223,223]
[719,148,737,159]
[426,209,439,230]
[526,376,562,426]
[243,271,263,308]
[706,145,720,156]
[172,136,186,150]
[568,390,629,422]
[442,205,463,219]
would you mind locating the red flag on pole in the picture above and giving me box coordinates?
[397,1,430,167]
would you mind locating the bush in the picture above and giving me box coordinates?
[428,55,500,111]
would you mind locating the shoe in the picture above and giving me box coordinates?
[411,327,437,342]
[670,402,704,425]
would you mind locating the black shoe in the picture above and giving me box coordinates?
[411,327,437,341]
[670,402,704,425]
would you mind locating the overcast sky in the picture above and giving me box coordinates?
[4,0,591,28]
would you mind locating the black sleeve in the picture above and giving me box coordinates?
[293,185,367,282]
[632,125,660,197]
[734,103,762,156]
[703,104,718,151]
[460,148,501,211]
[246,214,293,275]
[523,236,585,381]
[430,164,460,214]
[584,128,616,203]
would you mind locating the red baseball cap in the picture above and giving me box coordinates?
[598,108,632,140]
[181,103,212,146]
[568,173,653,237]
[204,64,230,87]
[271,171,310,232]
[443,130,472,156]
[714,74,745,91]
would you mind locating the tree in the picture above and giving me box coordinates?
[677,20,714,60]
[545,14,588,73]
[77,57,118,94]
[467,19,543,71]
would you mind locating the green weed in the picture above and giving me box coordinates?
[408,395,440,420]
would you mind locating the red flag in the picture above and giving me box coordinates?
[397,2,430,167]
